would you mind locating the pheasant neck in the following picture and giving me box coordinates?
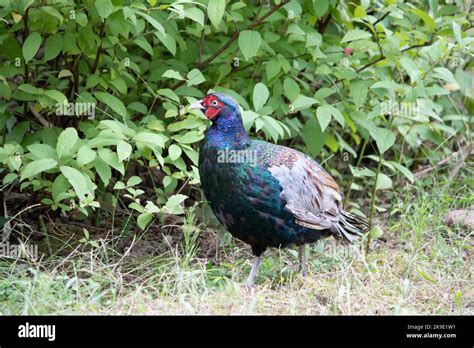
[205,108,250,149]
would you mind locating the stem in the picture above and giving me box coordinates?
[90,20,106,74]
[22,6,31,118]
[366,153,382,254]
[169,0,290,91]
[343,139,367,205]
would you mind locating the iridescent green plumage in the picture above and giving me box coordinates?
[195,93,368,286]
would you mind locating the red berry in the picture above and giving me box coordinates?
[343,47,354,56]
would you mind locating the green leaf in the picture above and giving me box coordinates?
[0,80,11,99]
[417,267,437,283]
[432,67,459,86]
[187,69,206,86]
[75,13,88,26]
[45,90,67,105]
[388,161,414,183]
[172,131,204,144]
[93,157,111,186]
[165,194,187,214]
[134,132,167,148]
[410,8,435,32]
[155,31,176,56]
[238,30,261,60]
[400,57,421,83]
[184,7,205,26]
[283,77,300,101]
[350,80,370,108]
[370,80,401,91]
[134,37,153,56]
[95,0,114,20]
[3,173,18,185]
[52,174,71,203]
[316,105,344,131]
[375,173,392,190]
[266,58,281,81]
[117,140,132,162]
[135,11,165,35]
[208,0,225,28]
[168,144,182,161]
[316,105,332,132]
[372,128,396,154]
[44,35,63,62]
[41,6,63,22]
[301,117,324,156]
[137,212,153,230]
[293,95,318,111]
[162,69,184,80]
[27,144,57,160]
[313,0,329,18]
[23,32,42,64]
[20,158,57,181]
[253,82,269,111]
[94,91,127,119]
[60,165,92,200]
[18,84,43,95]
[127,176,142,187]
[341,29,372,43]
[56,128,78,160]
[98,148,124,174]
[369,225,384,239]
[158,88,180,103]
[77,145,96,166]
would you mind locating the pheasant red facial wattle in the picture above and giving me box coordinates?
[193,93,369,287]
[192,95,225,120]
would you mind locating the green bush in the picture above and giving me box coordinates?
[0,0,472,232]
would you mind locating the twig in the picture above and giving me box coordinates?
[333,34,438,85]
[344,139,368,205]
[412,145,473,180]
[90,20,106,74]
[317,13,332,34]
[317,0,339,34]
[446,145,470,184]
[22,6,31,118]
[197,17,207,66]
[170,0,290,91]
[29,105,51,127]
[366,153,382,254]
[373,11,390,25]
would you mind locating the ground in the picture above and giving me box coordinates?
[0,171,472,315]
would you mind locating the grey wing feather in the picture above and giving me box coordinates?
[267,147,366,242]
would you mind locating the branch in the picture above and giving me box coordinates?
[29,105,51,128]
[170,0,290,91]
[197,16,207,66]
[317,0,339,34]
[373,11,390,26]
[332,36,436,86]
[22,6,31,118]
[90,20,106,74]
[317,13,332,34]
[412,144,473,180]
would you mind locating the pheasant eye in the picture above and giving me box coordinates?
[211,100,219,107]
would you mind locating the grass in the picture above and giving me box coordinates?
[0,171,472,315]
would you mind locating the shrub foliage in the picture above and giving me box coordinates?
[0,0,472,232]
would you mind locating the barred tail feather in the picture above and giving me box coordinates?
[334,210,370,243]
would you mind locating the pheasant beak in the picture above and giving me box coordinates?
[188,100,204,111]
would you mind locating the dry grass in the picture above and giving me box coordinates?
[0,173,472,315]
